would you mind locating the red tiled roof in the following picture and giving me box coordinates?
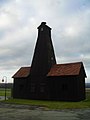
[12,67,30,78]
[12,62,86,78]
[47,62,84,76]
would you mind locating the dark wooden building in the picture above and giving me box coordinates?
[12,22,87,101]
[47,62,86,101]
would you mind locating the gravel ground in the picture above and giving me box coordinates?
[0,103,90,120]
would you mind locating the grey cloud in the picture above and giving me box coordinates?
[0,0,90,82]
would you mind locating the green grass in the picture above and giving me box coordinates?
[1,88,90,110]
[0,88,11,97]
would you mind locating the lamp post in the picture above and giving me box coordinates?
[2,76,7,100]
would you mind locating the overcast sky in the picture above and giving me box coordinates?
[0,0,90,83]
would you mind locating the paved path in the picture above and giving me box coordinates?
[0,103,90,120]
[0,96,8,100]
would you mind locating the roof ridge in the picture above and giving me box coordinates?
[56,61,82,66]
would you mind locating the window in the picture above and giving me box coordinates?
[40,86,44,93]
[41,28,43,31]
[62,84,68,91]
[40,83,46,93]
[19,85,24,90]
[30,84,36,93]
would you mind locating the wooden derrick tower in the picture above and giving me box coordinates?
[30,22,56,76]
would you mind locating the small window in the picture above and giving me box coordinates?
[51,57,54,60]
[30,84,35,93]
[41,28,43,31]
[62,84,68,91]
[40,86,44,93]
[19,84,24,90]
[40,83,45,93]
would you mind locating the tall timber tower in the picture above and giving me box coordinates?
[30,22,56,77]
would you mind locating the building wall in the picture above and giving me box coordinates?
[47,75,85,101]
[76,68,86,101]
[13,78,27,99]
[27,76,49,100]
[13,74,85,101]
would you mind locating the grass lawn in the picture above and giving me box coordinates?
[0,88,11,97]
[0,88,90,110]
